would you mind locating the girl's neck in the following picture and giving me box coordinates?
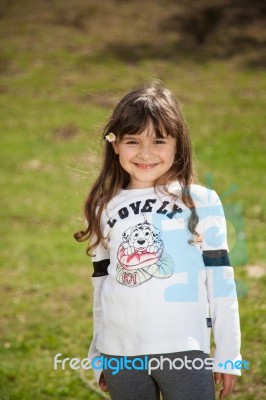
[125,183,154,190]
[123,180,181,191]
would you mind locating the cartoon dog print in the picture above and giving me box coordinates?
[116,214,174,287]
[122,218,163,256]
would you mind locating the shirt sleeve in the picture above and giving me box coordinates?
[202,190,242,376]
[87,236,110,385]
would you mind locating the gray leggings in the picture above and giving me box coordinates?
[101,350,215,400]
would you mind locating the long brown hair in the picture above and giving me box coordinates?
[74,80,201,255]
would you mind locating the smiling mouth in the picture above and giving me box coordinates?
[134,163,159,169]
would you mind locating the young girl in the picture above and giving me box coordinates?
[74,81,241,400]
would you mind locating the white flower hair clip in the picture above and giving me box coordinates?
[105,132,116,142]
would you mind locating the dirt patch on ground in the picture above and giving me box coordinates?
[52,123,80,141]
[246,265,266,278]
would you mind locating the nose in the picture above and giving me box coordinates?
[137,239,145,245]
[137,144,153,160]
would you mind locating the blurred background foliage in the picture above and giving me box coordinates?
[0,0,265,399]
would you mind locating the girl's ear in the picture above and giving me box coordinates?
[112,142,119,154]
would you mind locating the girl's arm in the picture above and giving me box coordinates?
[88,237,110,387]
[202,190,241,378]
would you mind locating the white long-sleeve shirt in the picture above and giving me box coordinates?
[87,182,241,383]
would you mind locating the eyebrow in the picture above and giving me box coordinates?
[123,135,168,140]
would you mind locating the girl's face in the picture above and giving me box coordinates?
[112,124,177,189]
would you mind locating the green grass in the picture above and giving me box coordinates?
[0,0,265,398]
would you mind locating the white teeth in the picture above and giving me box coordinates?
[136,164,156,167]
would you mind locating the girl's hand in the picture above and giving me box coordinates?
[99,371,109,392]
[214,372,237,399]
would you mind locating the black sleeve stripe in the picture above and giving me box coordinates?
[92,259,110,277]
[202,250,231,267]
